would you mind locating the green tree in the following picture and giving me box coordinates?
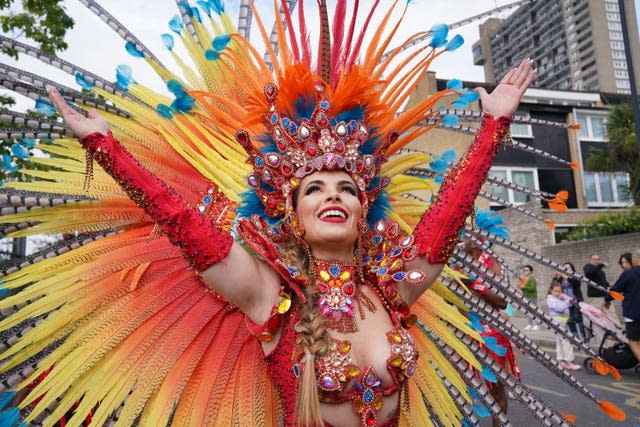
[586,103,639,205]
[0,0,74,58]
[1,1,73,181]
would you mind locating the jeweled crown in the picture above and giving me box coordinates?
[236,82,395,217]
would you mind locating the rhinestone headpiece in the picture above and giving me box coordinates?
[236,82,396,217]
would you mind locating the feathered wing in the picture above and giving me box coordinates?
[0,1,626,426]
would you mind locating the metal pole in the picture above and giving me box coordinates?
[618,0,640,156]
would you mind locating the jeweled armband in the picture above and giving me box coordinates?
[413,114,511,264]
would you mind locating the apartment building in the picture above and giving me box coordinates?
[404,72,632,242]
[472,0,640,94]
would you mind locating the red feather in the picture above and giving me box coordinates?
[298,0,312,64]
[342,0,360,70]
[347,0,381,69]
[330,0,347,87]
[280,0,300,62]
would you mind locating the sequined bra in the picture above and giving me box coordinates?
[315,324,418,411]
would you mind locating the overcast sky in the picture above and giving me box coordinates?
[3,0,640,111]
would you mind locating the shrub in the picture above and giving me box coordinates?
[566,209,640,241]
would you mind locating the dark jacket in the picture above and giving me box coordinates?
[605,266,640,322]
[568,277,583,302]
[583,263,609,298]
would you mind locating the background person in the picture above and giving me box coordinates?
[520,265,539,330]
[604,249,640,364]
[546,281,581,371]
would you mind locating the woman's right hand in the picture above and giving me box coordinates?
[47,87,110,138]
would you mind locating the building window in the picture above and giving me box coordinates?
[605,3,619,12]
[613,60,627,69]
[488,167,539,205]
[609,31,623,40]
[610,41,624,50]
[576,113,606,140]
[606,12,620,21]
[608,22,622,31]
[612,50,626,59]
[511,111,533,138]
[616,79,631,89]
[584,172,631,206]
[614,70,629,79]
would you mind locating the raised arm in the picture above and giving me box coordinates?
[48,88,280,323]
[401,59,536,306]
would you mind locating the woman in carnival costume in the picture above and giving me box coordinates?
[0,1,628,426]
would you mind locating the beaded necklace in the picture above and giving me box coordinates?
[310,257,376,333]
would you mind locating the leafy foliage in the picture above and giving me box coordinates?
[586,103,639,205]
[0,0,74,57]
[566,209,640,241]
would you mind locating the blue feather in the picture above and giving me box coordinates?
[459,90,480,104]
[156,104,174,119]
[167,79,187,97]
[2,153,14,169]
[0,392,15,411]
[75,72,93,90]
[468,311,483,331]
[442,114,459,127]
[434,174,444,184]
[34,98,57,117]
[161,34,175,51]
[441,149,456,164]
[445,34,464,51]
[10,143,29,159]
[210,0,225,14]
[169,15,184,34]
[367,189,390,226]
[481,366,498,383]
[294,95,316,120]
[0,407,19,427]
[125,41,145,58]
[191,6,202,22]
[196,1,212,17]
[115,65,136,91]
[211,34,230,51]
[205,49,220,61]
[430,24,449,48]
[483,336,507,357]
[467,387,491,417]
[505,303,514,317]
[171,94,195,113]
[451,100,468,109]
[474,207,509,239]
[429,158,447,173]
[334,107,365,124]
[472,403,491,417]
[446,79,463,90]
[21,138,36,149]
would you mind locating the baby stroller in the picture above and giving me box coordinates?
[579,302,640,376]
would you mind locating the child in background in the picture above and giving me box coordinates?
[521,265,539,330]
[546,280,581,371]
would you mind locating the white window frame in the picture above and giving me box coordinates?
[575,110,608,141]
[510,111,533,138]
[488,166,540,206]
[583,171,632,207]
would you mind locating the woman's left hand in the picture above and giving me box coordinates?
[476,58,536,118]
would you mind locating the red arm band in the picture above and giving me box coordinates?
[81,132,233,271]
[413,114,511,264]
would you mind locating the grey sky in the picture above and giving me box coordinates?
[3,0,640,111]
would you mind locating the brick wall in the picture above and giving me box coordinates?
[489,201,640,306]
[541,232,640,296]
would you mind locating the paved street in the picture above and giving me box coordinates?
[478,345,640,427]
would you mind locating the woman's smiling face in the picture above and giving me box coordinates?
[295,171,362,258]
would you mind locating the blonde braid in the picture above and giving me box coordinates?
[281,245,330,427]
